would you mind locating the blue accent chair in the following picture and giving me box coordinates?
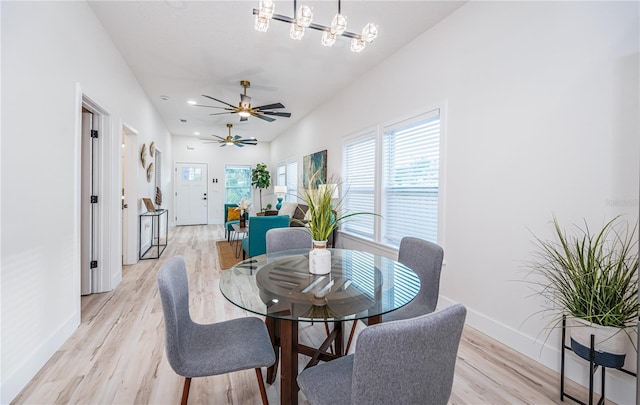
[242,215,290,259]
[224,203,248,242]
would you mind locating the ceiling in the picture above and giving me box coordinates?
[89,1,465,143]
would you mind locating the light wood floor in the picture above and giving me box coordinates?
[13,225,596,404]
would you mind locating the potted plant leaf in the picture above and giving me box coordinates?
[251,163,271,212]
[296,172,378,274]
[526,215,638,368]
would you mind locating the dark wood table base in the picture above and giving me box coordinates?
[265,315,381,405]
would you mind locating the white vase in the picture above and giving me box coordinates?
[309,240,331,275]
[568,317,629,368]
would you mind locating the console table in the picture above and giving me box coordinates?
[139,209,168,260]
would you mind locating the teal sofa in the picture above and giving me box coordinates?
[242,215,290,259]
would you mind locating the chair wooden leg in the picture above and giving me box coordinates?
[181,377,191,405]
[255,368,269,405]
[345,320,358,354]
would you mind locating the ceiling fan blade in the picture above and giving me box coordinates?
[233,135,241,140]
[253,112,276,122]
[240,94,252,109]
[209,111,236,116]
[193,104,229,110]
[262,111,291,118]
[235,143,245,148]
[255,102,285,110]
[202,94,236,108]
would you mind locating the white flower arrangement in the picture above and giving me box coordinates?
[237,197,251,213]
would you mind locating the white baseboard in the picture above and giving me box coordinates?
[1,310,80,404]
[439,296,637,405]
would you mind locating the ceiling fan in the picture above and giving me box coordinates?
[200,123,258,147]
[194,80,291,123]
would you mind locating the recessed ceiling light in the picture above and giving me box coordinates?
[187,100,197,105]
[194,131,200,135]
[161,95,169,101]
[180,119,187,123]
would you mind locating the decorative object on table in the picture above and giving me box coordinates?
[142,197,156,212]
[194,80,291,123]
[251,163,271,211]
[302,149,327,187]
[273,185,287,210]
[155,186,162,207]
[525,215,638,369]
[149,141,155,157]
[237,197,251,226]
[252,0,379,53]
[146,162,154,183]
[200,123,258,147]
[140,143,147,168]
[299,171,377,275]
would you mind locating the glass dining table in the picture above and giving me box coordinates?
[219,248,421,405]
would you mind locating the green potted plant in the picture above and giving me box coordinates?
[297,172,377,274]
[251,163,271,212]
[526,215,638,368]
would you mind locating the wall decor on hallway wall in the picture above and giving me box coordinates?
[303,149,327,187]
[140,143,147,168]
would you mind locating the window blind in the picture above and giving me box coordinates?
[342,133,376,239]
[382,109,440,247]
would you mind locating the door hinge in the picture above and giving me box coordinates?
[90,195,98,204]
[90,129,99,139]
[90,260,98,269]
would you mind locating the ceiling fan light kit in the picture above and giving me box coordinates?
[253,0,378,52]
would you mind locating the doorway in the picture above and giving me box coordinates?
[78,90,121,296]
[175,162,208,225]
[121,123,138,265]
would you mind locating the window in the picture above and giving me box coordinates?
[276,157,299,203]
[224,165,252,203]
[342,132,376,239]
[342,108,442,248]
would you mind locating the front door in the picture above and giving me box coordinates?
[175,163,208,225]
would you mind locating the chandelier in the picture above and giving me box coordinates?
[253,0,378,53]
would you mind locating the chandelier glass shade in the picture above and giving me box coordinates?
[253,0,378,52]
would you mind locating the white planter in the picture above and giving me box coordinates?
[568,317,629,368]
[309,240,331,275]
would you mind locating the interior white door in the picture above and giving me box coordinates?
[175,163,208,225]
[81,111,99,295]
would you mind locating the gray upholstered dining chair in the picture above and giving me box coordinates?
[384,236,444,322]
[265,227,313,254]
[345,236,445,352]
[157,256,275,405]
[297,304,467,405]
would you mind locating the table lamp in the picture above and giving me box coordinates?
[274,185,287,210]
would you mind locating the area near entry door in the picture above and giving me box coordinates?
[175,163,208,225]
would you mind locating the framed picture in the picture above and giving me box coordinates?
[303,149,327,187]
[142,197,156,212]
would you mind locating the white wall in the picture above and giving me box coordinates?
[1,2,173,402]
[172,135,272,224]
[271,2,639,402]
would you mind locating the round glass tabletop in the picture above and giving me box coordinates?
[219,248,421,322]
